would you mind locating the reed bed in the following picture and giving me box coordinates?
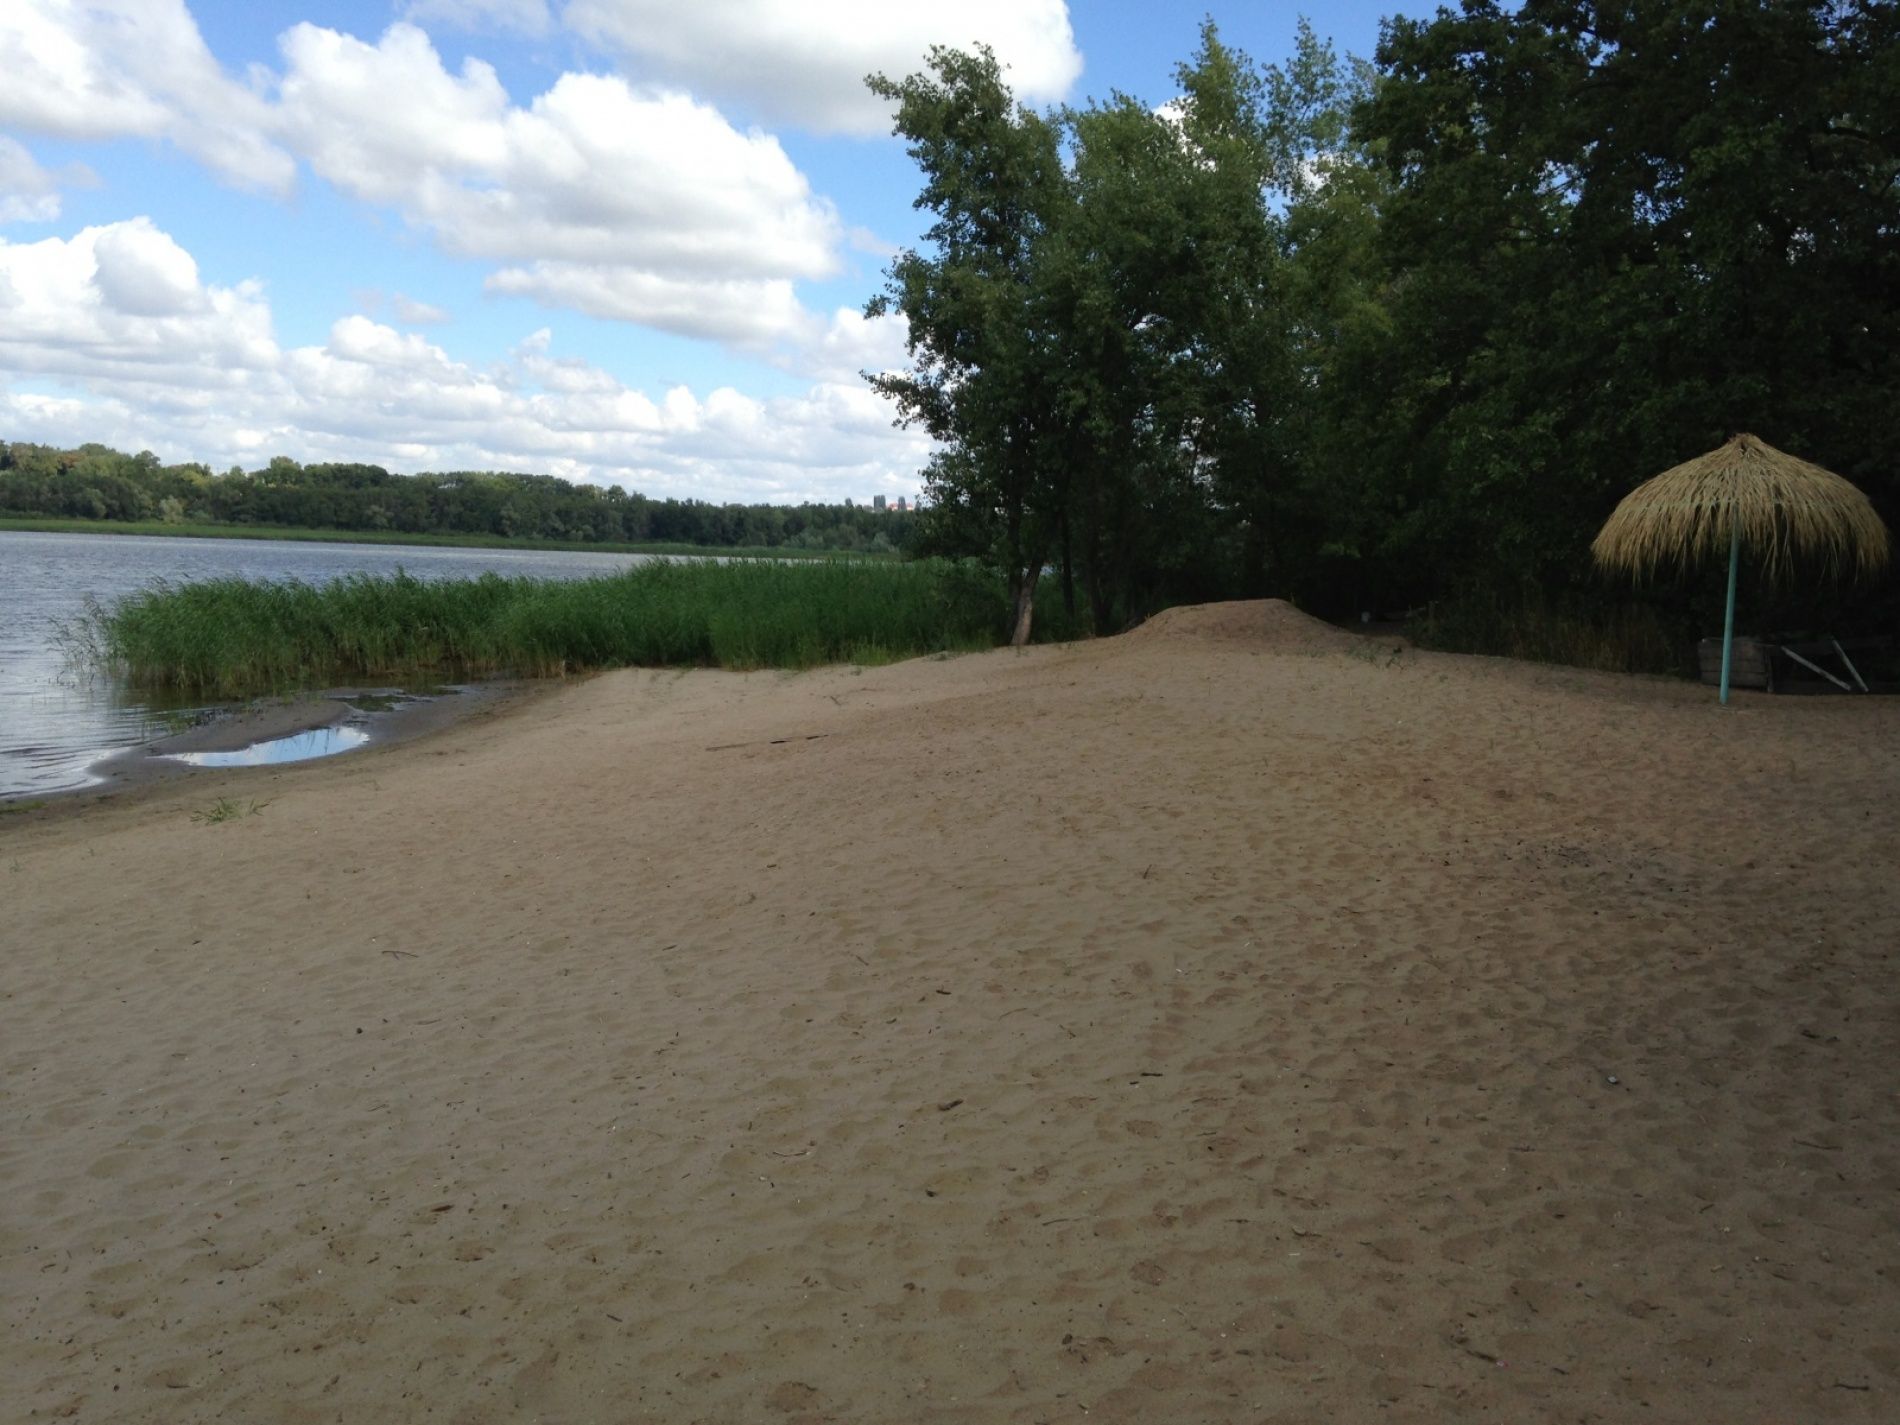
[82,560,1008,696]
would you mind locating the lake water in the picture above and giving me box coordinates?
[0,530,667,799]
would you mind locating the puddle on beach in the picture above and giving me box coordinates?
[163,725,371,768]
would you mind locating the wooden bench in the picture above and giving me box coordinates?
[1699,636,1774,691]
[1700,636,1878,693]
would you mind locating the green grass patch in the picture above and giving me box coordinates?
[192,798,270,824]
[0,514,861,560]
[83,559,1013,696]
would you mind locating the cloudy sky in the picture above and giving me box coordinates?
[0,1,1395,504]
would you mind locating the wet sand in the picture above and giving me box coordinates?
[4,601,1897,1423]
[53,682,528,804]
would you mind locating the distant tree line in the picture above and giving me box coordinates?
[871,2,1898,647]
[0,443,916,553]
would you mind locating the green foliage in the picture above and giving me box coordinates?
[867,46,1072,640]
[1341,0,1899,608]
[86,561,1019,697]
[870,5,1896,667]
[1411,592,1694,677]
[868,29,1311,640]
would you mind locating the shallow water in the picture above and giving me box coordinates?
[0,530,663,798]
[162,725,373,768]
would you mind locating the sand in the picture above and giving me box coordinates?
[4,600,1897,1424]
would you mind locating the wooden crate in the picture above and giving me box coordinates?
[1698,636,1773,690]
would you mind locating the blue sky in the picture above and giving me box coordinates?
[0,1,1402,503]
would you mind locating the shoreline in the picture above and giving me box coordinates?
[2,677,549,821]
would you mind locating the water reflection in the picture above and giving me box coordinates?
[163,725,371,768]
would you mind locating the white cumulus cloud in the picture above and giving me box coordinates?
[486,265,812,348]
[391,293,452,326]
[0,218,277,386]
[0,9,929,414]
[803,307,912,383]
[0,138,72,224]
[0,0,294,192]
[564,0,1082,134]
[0,218,928,503]
[89,218,206,316]
[273,23,842,349]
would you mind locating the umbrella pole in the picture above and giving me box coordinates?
[1719,512,1741,705]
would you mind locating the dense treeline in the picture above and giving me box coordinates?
[0,443,917,553]
[873,2,1898,655]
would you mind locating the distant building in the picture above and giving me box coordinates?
[873,494,887,511]
[896,496,909,513]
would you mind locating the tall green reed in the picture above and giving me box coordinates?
[87,560,1012,696]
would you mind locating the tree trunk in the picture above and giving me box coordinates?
[1086,494,1113,636]
[1010,576,1037,647]
[1242,515,1268,596]
[1088,569,1112,637]
[1059,513,1076,620]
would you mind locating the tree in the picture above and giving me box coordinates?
[1152,24,1292,600]
[1345,0,1899,607]
[872,23,1388,634]
[1269,28,1403,612]
[866,46,1072,644]
[1053,25,1285,629]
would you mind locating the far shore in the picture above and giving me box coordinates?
[0,514,874,560]
[5,601,1896,1423]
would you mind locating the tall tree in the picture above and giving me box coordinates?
[1270,27,1406,612]
[1054,23,1290,625]
[871,25,1304,637]
[866,47,1071,644]
[1164,24,1291,597]
[1349,0,1899,601]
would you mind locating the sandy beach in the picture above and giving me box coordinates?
[4,601,1896,1424]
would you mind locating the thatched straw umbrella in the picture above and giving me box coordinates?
[1592,433,1890,703]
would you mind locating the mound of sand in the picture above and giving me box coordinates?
[1122,598,1374,653]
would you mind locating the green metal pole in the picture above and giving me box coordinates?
[1718,511,1741,705]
